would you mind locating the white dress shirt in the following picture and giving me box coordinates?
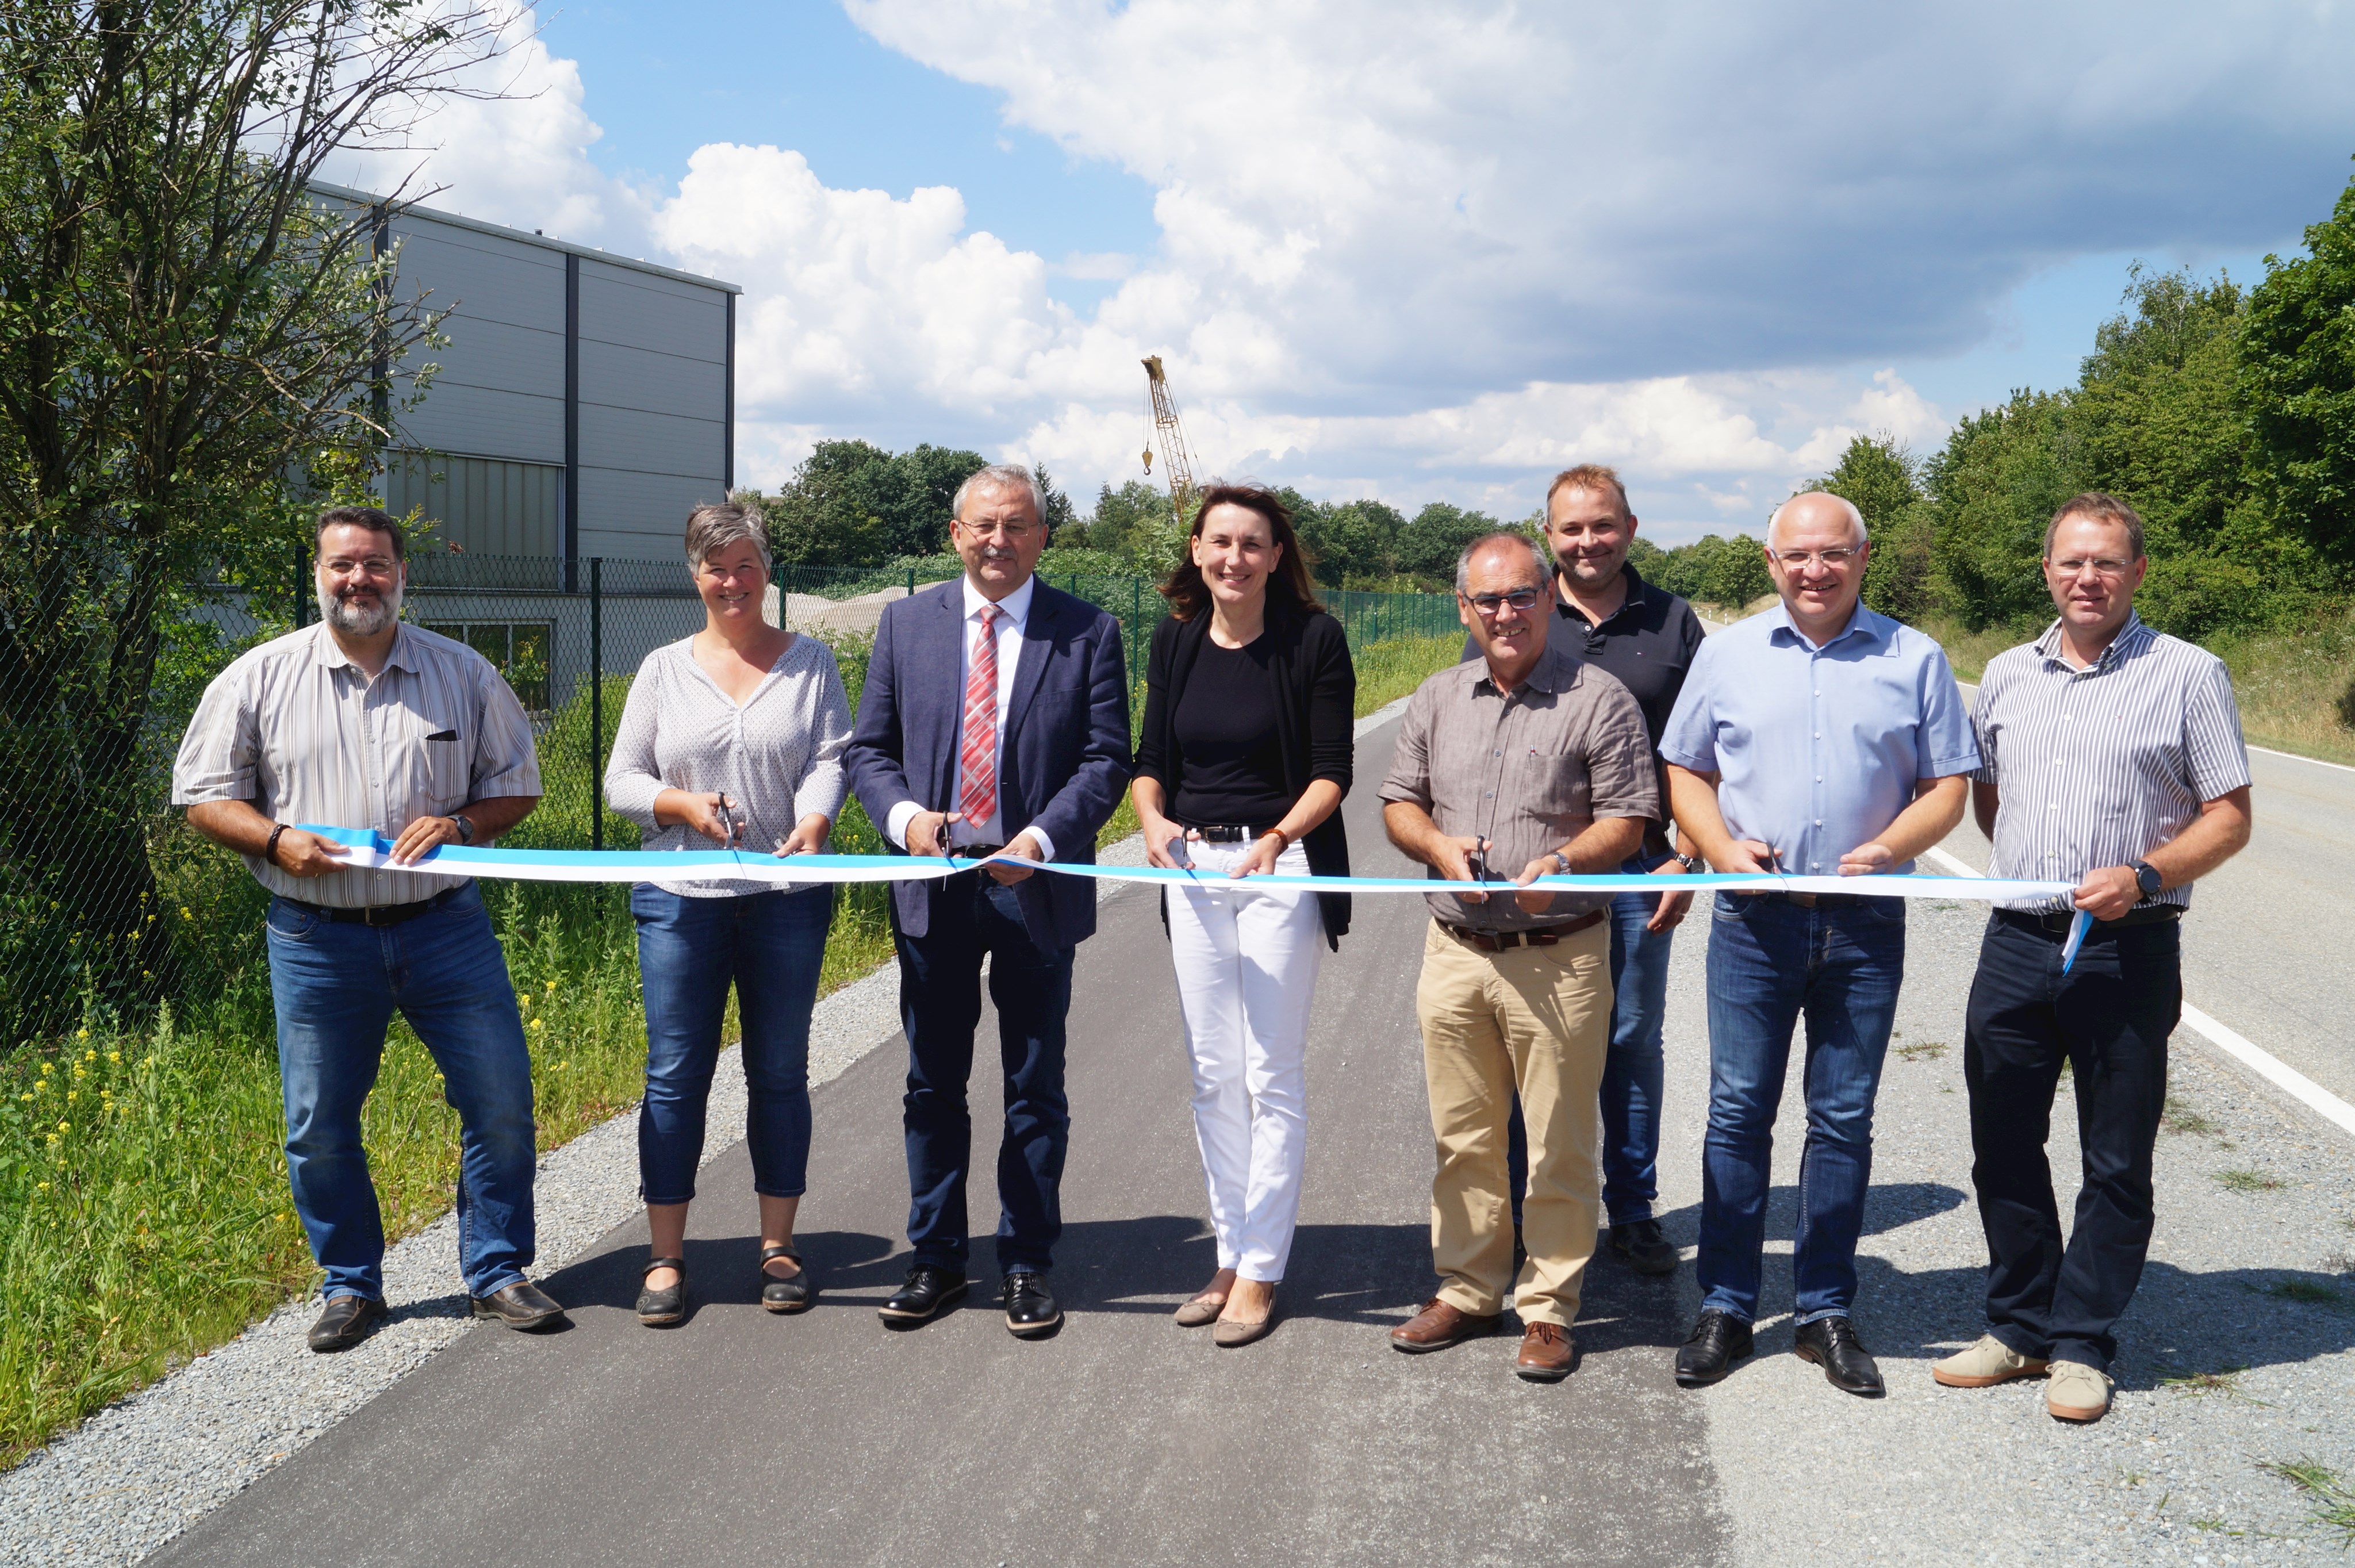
[885,574,1056,860]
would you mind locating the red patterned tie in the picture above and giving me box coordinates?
[957,604,1000,830]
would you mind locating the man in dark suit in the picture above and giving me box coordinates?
[847,463,1132,1338]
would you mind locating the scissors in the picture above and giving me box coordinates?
[714,792,742,848]
[1464,834,1496,884]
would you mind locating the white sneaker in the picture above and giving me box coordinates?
[1931,1333,2049,1387]
[2046,1360,2114,1423]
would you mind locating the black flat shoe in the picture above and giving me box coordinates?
[879,1264,968,1327]
[308,1293,389,1352]
[471,1278,567,1332]
[1608,1218,1680,1277]
[1793,1315,1884,1397]
[1002,1270,1061,1339]
[636,1256,687,1327]
[1675,1310,1754,1387]
[760,1244,814,1314]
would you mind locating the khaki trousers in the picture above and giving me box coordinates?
[1413,917,1612,1328]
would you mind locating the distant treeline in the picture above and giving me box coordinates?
[749,163,2355,632]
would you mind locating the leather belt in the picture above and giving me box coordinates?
[1439,909,1605,952]
[1997,905,2183,937]
[948,842,1007,860]
[1743,890,1871,909]
[1177,821,1281,844]
[281,887,463,927]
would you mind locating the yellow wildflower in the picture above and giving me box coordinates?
[57,1121,70,1133]
[530,1017,545,1031]
[46,1134,59,1147]
[108,1052,120,1064]
[67,1091,77,1104]
[35,1182,48,1193]
[181,907,193,921]
[83,1048,93,1060]
[39,1063,51,1076]
[76,1029,87,1041]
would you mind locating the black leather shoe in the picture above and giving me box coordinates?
[1793,1315,1884,1396]
[879,1264,968,1326]
[308,1293,389,1352]
[1674,1310,1754,1387]
[1609,1219,1681,1276]
[470,1279,567,1331]
[635,1257,686,1327]
[1002,1270,1061,1339]
[760,1244,814,1314]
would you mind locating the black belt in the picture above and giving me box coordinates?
[1737,889,1880,909]
[281,886,463,927]
[1176,821,1282,844]
[1997,905,2183,938]
[1439,910,1605,952]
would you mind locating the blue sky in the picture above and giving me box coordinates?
[365,2,2355,544]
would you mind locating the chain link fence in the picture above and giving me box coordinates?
[0,551,1458,1054]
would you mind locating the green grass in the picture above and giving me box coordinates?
[0,621,1468,1471]
[2214,1168,2288,1194]
[2164,1096,2223,1137]
[2262,1459,2355,1547]
[1893,1040,1949,1063]
[2161,1365,2268,1404]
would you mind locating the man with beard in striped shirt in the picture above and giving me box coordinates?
[1934,492,2253,1424]
[175,506,563,1352]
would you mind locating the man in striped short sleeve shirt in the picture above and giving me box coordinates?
[172,507,566,1351]
[1934,492,2252,1424]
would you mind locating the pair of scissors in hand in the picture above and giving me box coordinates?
[714,792,743,847]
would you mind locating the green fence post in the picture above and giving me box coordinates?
[907,566,916,600]
[590,557,604,853]
[293,541,308,628]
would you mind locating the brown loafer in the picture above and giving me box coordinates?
[1173,1292,1226,1328]
[1390,1296,1502,1354]
[470,1278,567,1332]
[1515,1321,1574,1382]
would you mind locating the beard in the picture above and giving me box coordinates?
[320,579,402,636]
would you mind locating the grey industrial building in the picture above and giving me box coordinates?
[306,183,744,714]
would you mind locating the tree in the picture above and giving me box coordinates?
[1030,462,1074,539]
[2242,161,2355,579]
[0,0,506,1039]
[1924,391,2084,630]
[1395,501,1501,587]
[1299,498,1406,585]
[1082,479,1173,561]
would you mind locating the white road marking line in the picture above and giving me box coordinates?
[2247,742,2355,775]
[1920,844,2355,1140]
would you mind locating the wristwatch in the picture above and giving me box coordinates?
[1549,850,1571,875]
[451,813,476,845]
[1673,852,1703,872]
[2130,858,2162,901]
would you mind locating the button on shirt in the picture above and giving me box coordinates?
[1973,612,2250,913]
[170,623,542,907]
[1659,603,1978,875]
[883,575,1057,860]
[1378,643,1659,930]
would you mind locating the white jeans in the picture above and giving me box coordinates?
[1166,837,1324,1283]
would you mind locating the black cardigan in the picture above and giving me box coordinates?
[1134,600,1356,946]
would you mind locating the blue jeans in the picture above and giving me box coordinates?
[895,870,1075,1273]
[264,883,537,1301]
[632,884,834,1206]
[1600,861,1678,1225]
[1697,892,1905,1325]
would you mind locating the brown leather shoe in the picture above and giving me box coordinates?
[1515,1321,1574,1382]
[1390,1296,1502,1354]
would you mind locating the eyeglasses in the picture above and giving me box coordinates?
[321,556,399,578]
[2049,557,2132,578]
[1765,547,1861,569]
[957,519,1036,541]
[1460,588,1544,616]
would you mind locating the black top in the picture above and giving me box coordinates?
[1137,600,1356,944]
[1169,635,1291,825]
[1461,561,1705,853]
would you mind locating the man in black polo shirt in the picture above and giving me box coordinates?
[1467,464,1706,1275]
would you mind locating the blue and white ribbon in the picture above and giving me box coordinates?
[301,823,2094,971]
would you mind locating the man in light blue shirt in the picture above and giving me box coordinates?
[1658,491,1979,1398]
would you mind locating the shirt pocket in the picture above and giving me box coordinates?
[418,718,469,811]
[1514,743,1593,822]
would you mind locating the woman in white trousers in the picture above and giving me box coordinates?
[1132,484,1356,1347]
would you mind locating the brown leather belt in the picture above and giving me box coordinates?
[281,887,463,927]
[1439,909,1605,952]
[949,843,1007,860]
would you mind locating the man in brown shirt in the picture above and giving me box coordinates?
[1379,532,1659,1381]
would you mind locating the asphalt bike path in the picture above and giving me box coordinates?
[153,716,1729,1568]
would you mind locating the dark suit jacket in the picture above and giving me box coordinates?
[846,577,1133,952]
[1133,600,1355,945]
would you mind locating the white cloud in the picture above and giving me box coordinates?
[355,1,2355,527]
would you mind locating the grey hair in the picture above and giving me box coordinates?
[952,462,1046,523]
[1454,532,1551,595]
[1767,491,1867,550]
[684,500,771,574]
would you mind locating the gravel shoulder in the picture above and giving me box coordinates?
[1667,892,2355,1565]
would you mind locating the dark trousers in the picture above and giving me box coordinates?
[1964,913,2181,1371]
[895,869,1075,1273]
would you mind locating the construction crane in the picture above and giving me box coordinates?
[1141,354,1201,526]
